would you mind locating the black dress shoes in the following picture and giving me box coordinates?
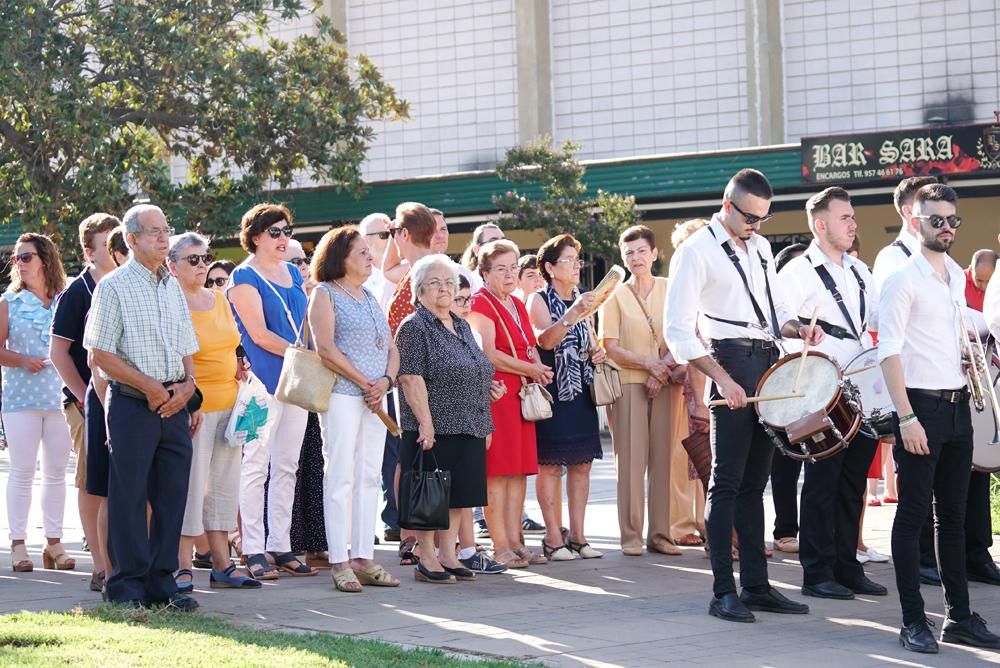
[899,617,938,654]
[941,612,1000,649]
[709,592,755,623]
[740,586,809,614]
[802,581,854,600]
[841,575,888,596]
[967,560,1000,586]
[160,593,200,612]
[918,565,941,586]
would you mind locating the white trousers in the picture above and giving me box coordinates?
[239,396,308,554]
[182,408,241,536]
[319,393,386,564]
[3,409,72,541]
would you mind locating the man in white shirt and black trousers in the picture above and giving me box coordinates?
[780,187,887,601]
[879,183,1000,653]
[666,168,822,623]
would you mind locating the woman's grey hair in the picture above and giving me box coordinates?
[410,253,458,306]
[168,231,210,262]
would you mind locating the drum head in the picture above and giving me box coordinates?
[972,340,1000,472]
[843,347,895,419]
[757,353,841,427]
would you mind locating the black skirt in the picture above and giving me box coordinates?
[400,431,487,509]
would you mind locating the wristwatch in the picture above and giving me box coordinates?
[382,374,395,390]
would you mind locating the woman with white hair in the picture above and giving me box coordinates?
[396,254,499,583]
[167,232,259,591]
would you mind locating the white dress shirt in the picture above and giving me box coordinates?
[665,214,795,363]
[364,267,397,314]
[781,242,879,367]
[871,227,919,292]
[877,251,967,390]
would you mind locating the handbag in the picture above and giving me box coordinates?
[398,447,451,531]
[225,372,274,448]
[584,319,622,406]
[482,296,553,422]
[248,265,338,413]
[682,415,712,494]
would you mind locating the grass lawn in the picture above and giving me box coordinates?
[992,472,1000,535]
[0,606,531,667]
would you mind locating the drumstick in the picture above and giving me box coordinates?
[376,407,402,437]
[844,364,877,377]
[792,307,819,393]
[708,393,804,407]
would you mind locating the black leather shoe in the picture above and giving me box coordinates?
[161,593,199,612]
[941,612,1000,649]
[708,592,755,623]
[740,586,809,614]
[919,566,941,586]
[967,561,1000,586]
[841,575,888,596]
[802,581,854,600]
[900,618,938,653]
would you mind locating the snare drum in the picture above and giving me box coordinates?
[971,339,1000,472]
[755,351,862,462]
[842,347,895,439]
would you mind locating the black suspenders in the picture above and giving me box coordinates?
[706,226,781,338]
[811,260,867,341]
[892,240,912,257]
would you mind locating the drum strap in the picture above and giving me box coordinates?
[892,240,912,257]
[707,226,781,338]
[812,263,867,341]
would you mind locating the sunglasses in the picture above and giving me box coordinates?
[915,214,962,229]
[205,277,228,288]
[266,224,294,239]
[366,231,391,240]
[10,252,38,265]
[180,253,214,267]
[288,257,309,267]
[730,200,773,226]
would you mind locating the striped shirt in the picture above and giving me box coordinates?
[83,259,199,382]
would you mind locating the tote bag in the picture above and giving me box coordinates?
[398,448,451,531]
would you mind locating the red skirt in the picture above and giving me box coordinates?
[867,440,883,479]
[486,371,538,477]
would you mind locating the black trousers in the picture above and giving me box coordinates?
[707,340,779,597]
[799,431,878,586]
[770,452,802,540]
[891,390,973,626]
[920,469,994,569]
[104,386,192,604]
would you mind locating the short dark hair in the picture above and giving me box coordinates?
[893,176,937,216]
[913,183,958,209]
[775,243,808,273]
[394,202,436,248]
[537,233,582,283]
[806,187,851,230]
[78,213,122,253]
[312,225,360,283]
[107,227,129,264]
[517,253,537,279]
[240,203,292,254]
[724,168,773,202]
[458,273,471,291]
[619,224,656,250]
[207,259,236,277]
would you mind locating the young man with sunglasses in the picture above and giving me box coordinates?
[879,184,1000,653]
[665,168,821,623]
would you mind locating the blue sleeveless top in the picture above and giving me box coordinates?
[318,282,391,396]
[2,289,63,412]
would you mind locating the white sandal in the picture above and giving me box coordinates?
[11,543,33,572]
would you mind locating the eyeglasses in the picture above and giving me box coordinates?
[366,231,391,240]
[288,257,309,267]
[454,295,470,307]
[424,278,457,291]
[489,265,518,275]
[266,225,294,239]
[10,252,38,265]
[180,253,214,267]
[915,214,962,229]
[730,201,773,226]
[205,277,228,288]
[141,226,175,238]
[555,258,589,269]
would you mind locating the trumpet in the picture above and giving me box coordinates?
[956,301,1000,443]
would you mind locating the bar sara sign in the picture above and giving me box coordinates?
[801,120,1000,185]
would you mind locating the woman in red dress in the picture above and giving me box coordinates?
[468,240,553,568]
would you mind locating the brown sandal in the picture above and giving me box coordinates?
[398,536,418,566]
[42,543,75,570]
[11,543,32,572]
[332,567,363,593]
[494,549,529,569]
[352,564,399,587]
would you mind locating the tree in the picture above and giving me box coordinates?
[0,1,408,251]
[492,136,640,268]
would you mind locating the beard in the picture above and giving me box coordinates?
[923,235,953,253]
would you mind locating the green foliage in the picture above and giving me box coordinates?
[991,472,999,535]
[492,137,639,266]
[0,1,408,254]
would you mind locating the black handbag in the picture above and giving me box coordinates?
[398,447,451,531]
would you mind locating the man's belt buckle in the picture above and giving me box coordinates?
[945,390,962,403]
[757,339,775,350]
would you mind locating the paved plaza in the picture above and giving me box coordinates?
[1,442,998,667]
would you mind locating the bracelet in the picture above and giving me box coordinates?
[897,412,916,423]
[382,374,395,390]
[899,416,919,428]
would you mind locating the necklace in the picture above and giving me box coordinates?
[333,280,385,350]
[485,287,534,360]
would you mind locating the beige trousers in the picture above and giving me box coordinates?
[669,428,706,539]
[609,382,685,549]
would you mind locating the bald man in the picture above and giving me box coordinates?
[965,249,998,312]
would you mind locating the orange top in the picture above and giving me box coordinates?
[190,291,241,413]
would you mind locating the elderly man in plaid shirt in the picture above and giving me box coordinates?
[84,204,200,610]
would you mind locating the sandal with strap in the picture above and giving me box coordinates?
[515,546,547,565]
[11,543,33,572]
[398,536,418,566]
[271,551,319,576]
[245,553,279,581]
[332,567,363,592]
[494,549,529,569]
[174,568,194,593]
[352,563,400,587]
[42,542,76,570]
[542,541,576,561]
[210,563,261,589]
[566,539,603,559]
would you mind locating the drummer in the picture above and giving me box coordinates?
[779,187,886,600]
[665,168,821,624]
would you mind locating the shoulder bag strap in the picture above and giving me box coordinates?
[246,264,304,346]
[481,295,528,388]
[626,281,663,353]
